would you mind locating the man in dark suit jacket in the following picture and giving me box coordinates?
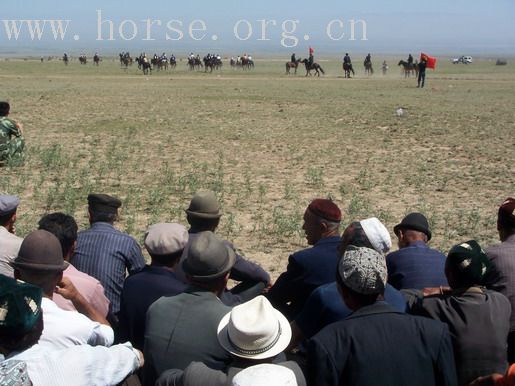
[307,246,458,386]
[386,212,448,290]
[142,231,235,385]
[267,199,342,320]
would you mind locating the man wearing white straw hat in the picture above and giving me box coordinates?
[156,296,306,386]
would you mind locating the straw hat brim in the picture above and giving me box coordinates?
[217,308,291,360]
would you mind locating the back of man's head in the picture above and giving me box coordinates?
[498,198,515,241]
[340,218,391,256]
[38,212,78,260]
[144,223,188,267]
[183,231,235,292]
[0,101,10,117]
[11,230,68,297]
[0,195,20,228]
[336,246,387,309]
[87,194,121,224]
[0,275,43,354]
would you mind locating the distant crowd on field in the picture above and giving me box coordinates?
[1,189,515,386]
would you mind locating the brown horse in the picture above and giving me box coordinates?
[343,62,354,78]
[79,56,87,65]
[285,59,301,75]
[301,59,325,77]
[398,60,418,78]
[364,60,373,76]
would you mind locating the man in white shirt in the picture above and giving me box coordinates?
[0,274,143,386]
[11,229,114,349]
[0,195,23,277]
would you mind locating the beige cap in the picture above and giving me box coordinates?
[144,223,188,255]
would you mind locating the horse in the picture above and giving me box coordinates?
[79,56,87,65]
[135,57,152,75]
[343,62,355,78]
[364,60,373,75]
[157,58,168,71]
[93,54,100,66]
[169,57,177,69]
[187,57,203,71]
[151,55,160,69]
[119,53,132,68]
[398,60,418,78]
[285,59,301,75]
[239,56,254,70]
[301,59,325,77]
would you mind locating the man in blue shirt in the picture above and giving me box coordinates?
[118,223,188,350]
[292,217,406,346]
[267,199,342,320]
[386,212,447,290]
[73,194,145,317]
[308,246,458,386]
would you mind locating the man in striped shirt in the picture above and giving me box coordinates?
[72,194,145,317]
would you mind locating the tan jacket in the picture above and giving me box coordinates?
[0,225,22,277]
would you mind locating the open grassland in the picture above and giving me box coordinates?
[0,57,514,276]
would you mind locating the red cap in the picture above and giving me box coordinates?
[308,199,341,222]
[498,197,515,229]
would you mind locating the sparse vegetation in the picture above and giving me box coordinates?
[0,57,513,276]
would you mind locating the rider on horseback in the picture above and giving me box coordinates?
[407,54,413,65]
[365,53,371,64]
[291,53,296,63]
[344,53,351,65]
[308,47,314,67]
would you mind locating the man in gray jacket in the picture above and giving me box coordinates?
[143,231,235,385]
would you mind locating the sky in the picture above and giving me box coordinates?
[1,0,514,55]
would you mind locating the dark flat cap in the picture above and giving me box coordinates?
[88,194,121,213]
[394,212,432,241]
[11,229,68,272]
[0,195,20,216]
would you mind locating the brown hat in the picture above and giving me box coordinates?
[185,191,222,219]
[182,231,235,281]
[11,230,68,272]
[87,193,121,214]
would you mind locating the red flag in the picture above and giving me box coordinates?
[309,47,314,55]
[421,53,437,69]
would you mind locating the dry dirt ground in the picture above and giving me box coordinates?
[0,57,514,279]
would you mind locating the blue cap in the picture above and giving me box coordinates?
[0,195,20,216]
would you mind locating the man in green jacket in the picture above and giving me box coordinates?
[0,101,24,164]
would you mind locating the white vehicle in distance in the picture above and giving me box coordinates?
[452,56,473,64]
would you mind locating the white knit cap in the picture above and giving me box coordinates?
[232,364,297,386]
[360,217,392,254]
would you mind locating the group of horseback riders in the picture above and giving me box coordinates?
[287,50,420,79]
